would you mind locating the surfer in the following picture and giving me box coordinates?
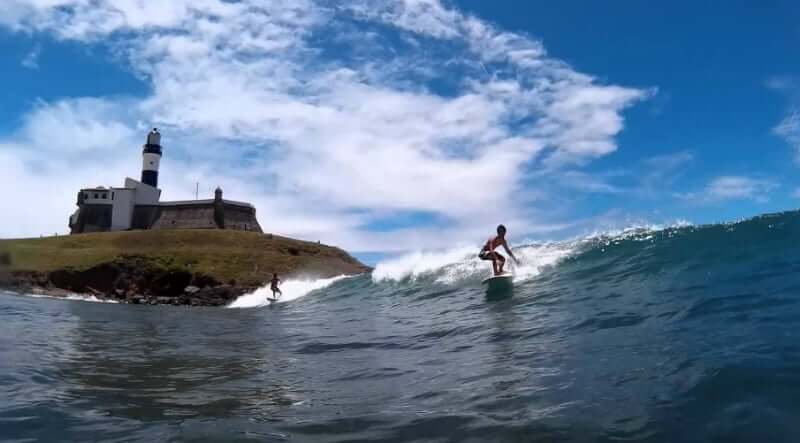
[479,224,519,275]
[270,273,282,299]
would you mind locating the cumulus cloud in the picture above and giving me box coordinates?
[0,0,647,251]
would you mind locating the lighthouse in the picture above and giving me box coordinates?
[69,127,262,234]
[141,128,162,188]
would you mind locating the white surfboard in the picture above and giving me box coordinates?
[481,273,514,285]
[482,273,513,297]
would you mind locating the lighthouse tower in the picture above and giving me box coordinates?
[141,128,162,188]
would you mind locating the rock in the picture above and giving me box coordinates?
[151,271,193,296]
[189,284,245,306]
[2,253,304,308]
[4,271,46,291]
[49,262,121,294]
[190,274,219,289]
[131,295,144,304]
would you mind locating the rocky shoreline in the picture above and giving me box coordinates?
[3,255,257,306]
[0,230,371,306]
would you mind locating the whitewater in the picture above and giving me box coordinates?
[4,210,800,441]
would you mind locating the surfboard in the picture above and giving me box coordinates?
[267,297,279,303]
[482,273,514,298]
[481,273,514,285]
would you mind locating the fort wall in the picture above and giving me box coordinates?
[151,205,218,230]
[149,202,262,233]
[220,204,262,232]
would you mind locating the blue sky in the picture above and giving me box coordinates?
[1,0,799,259]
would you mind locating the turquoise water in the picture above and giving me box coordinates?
[3,211,800,441]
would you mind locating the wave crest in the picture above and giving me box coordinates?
[228,276,347,308]
[372,243,577,284]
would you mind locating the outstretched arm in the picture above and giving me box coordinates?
[502,240,519,264]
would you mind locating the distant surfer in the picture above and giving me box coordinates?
[270,273,282,300]
[479,224,519,275]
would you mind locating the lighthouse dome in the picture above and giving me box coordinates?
[146,128,161,146]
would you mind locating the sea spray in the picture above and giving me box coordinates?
[371,246,476,282]
[228,275,347,308]
[25,292,119,303]
[372,243,578,284]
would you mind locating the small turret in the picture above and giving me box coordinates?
[141,128,162,188]
[213,187,225,229]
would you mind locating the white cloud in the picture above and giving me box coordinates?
[767,75,800,161]
[679,176,778,204]
[0,99,143,239]
[21,45,40,69]
[0,0,648,251]
[766,75,796,92]
[773,110,800,161]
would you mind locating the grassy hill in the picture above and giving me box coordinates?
[0,229,369,287]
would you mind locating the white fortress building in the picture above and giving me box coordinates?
[69,129,262,234]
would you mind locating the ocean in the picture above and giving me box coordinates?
[3,211,800,442]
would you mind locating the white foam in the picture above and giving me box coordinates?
[577,219,693,244]
[372,246,475,282]
[372,243,577,284]
[24,292,119,303]
[227,275,347,308]
[510,243,577,282]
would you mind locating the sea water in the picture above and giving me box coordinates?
[3,211,800,441]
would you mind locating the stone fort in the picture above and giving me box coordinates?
[69,129,262,234]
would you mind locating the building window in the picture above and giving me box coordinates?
[102,193,107,199]
[94,193,99,199]
[112,192,115,200]
[84,193,89,199]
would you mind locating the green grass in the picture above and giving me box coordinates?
[0,230,368,286]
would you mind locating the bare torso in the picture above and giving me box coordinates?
[483,236,504,252]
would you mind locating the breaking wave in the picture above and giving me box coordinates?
[372,242,577,284]
[228,275,348,308]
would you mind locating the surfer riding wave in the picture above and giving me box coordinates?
[479,224,519,275]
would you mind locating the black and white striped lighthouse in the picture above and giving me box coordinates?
[141,128,162,188]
